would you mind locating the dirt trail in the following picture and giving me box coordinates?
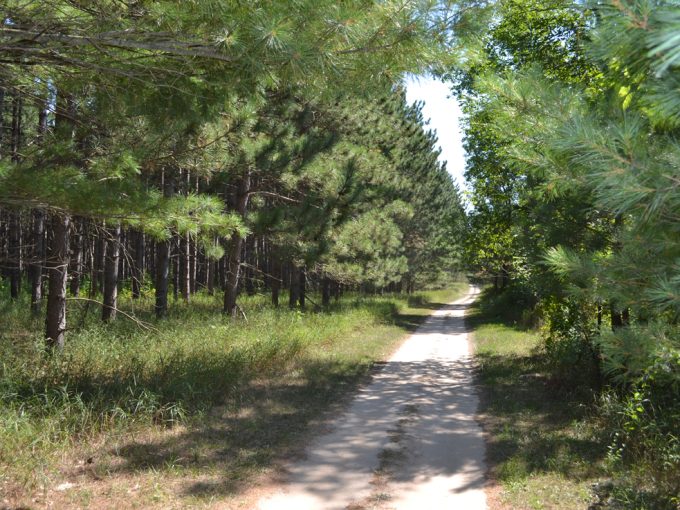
[257,286,487,510]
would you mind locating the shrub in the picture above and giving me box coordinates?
[597,323,680,507]
[539,296,600,385]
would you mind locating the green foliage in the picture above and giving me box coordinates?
[600,383,680,508]
[596,323,679,387]
[457,0,680,504]
[331,89,466,287]
[540,296,600,384]
[1,0,466,290]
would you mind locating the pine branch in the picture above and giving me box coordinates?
[0,27,236,62]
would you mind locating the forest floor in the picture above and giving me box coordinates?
[255,286,487,510]
[1,285,468,510]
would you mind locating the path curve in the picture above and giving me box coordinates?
[257,286,487,510]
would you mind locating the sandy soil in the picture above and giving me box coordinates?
[256,286,487,510]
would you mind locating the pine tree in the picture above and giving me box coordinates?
[0,0,462,340]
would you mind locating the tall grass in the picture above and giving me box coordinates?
[0,284,467,496]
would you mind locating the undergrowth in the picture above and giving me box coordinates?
[470,287,680,510]
[0,284,467,505]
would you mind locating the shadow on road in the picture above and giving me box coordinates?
[106,297,485,504]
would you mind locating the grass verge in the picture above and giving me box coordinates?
[468,289,607,510]
[0,283,467,509]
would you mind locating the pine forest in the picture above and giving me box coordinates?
[0,1,679,509]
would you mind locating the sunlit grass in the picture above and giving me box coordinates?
[468,289,606,510]
[0,284,468,507]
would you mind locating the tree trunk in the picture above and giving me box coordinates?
[45,91,74,348]
[245,235,256,296]
[172,238,179,301]
[92,231,106,296]
[102,222,121,321]
[180,233,191,302]
[8,94,23,299]
[191,238,198,294]
[298,266,306,308]
[45,214,70,350]
[155,238,170,318]
[271,257,280,307]
[289,264,300,308]
[117,229,126,293]
[131,229,145,299]
[30,209,45,315]
[610,214,626,331]
[69,218,83,297]
[88,227,97,298]
[8,210,21,299]
[333,280,341,302]
[10,94,21,162]
[148,239,155,284]
[155,172,174,318]
[322,276,331,307]
[224,238,243,316]
[207,254,215,296]
[29,97,49,313]
[223,171,251,316]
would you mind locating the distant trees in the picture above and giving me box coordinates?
[0,1,466,347]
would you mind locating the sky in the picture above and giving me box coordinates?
[404,76,467,193]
